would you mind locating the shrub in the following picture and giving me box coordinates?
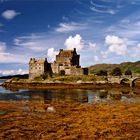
[11,77,20,81]
[41,72,52,80]
[110,67,122,76]
[96,70,108,76]
[125,69,132,75]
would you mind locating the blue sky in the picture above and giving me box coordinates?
[0,0,140,75]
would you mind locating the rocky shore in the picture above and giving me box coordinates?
[2,79,133,90]
[0,101,140,139]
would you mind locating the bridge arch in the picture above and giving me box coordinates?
[120,78,130,86]
[132,78,140,87]
[59,70,65,76]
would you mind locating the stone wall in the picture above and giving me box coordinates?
[29,48,89,79]
[29,58,52,79]
[29,62,45,79]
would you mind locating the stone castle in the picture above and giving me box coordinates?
[29,48,88,79]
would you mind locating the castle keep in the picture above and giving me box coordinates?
[29,48,88,79]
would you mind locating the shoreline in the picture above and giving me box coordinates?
[2,80,140,90]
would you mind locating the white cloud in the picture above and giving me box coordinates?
[0,41,28,63]
[132,43,140,57]
[56,22,86,33]
[90,6,116,15]
[106,13,140,39]
[0,69,28,76]
[12,33,67,64]
[100,51,108,59]
[47,48,58,62]
[105,35,127,55]
[93,55,99,62]
[0,42,6,52]
[2,10,20,20]
[64,34,84,51]
[89,42,97,50]
[14,39,45,51]
[14,35,49,52]
[105,35,124,45]
[0,52,28,63]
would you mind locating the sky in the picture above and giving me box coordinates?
[0,0,140,75]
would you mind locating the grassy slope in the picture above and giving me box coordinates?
[89,61,140,74]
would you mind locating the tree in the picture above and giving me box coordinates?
[125,69,132,76]
[41,72,52,80]
[96,70,108,76]
[111,67,122,76]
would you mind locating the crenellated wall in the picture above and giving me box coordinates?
[29,48,88,79]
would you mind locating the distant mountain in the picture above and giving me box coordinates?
[0,74,28,79]
[89,61,140,74]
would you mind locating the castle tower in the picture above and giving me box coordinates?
[29,58,52,79]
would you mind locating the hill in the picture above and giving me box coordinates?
[89,61,140,75]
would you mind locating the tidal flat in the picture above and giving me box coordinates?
[0,101,140,140]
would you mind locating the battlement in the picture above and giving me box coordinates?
[29,48,88,79]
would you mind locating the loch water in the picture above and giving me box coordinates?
[0,80,140,103]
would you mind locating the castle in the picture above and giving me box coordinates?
[29,48,88,79]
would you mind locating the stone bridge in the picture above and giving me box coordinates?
[107,75,140,87]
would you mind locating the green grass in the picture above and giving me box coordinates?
[46,75,107,82]
[8,75,108,83]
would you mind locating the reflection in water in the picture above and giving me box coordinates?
[29,90,90,103]
[5,87,19,92]
[0,86,140,103]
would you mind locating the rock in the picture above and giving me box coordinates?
[47,106,56,113]
[77,80,83,84]
[94,96,101,102]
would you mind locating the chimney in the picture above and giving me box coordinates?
[60,49,63,52]
[45,58,48,62]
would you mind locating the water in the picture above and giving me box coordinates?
[0,80,140,103]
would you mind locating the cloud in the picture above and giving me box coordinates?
[1,10,20,20]
[106,12,140,39]
[0,69,28,76]
[14,38,46,51]
[0,52,28,63]
[105,35,124,45]
[47,48,58,62]
[90,6,116,15]
[93,55,99,62]
[105,35,127,55]
[14,34,50,52]
[0,41,28,63]
[132,43,140,57]
[56,22,86,33]
[0,42,6,52]
[88,42,97,50]
[12,33,70,64]
[64,34,84,51]
[89,0,117,15]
